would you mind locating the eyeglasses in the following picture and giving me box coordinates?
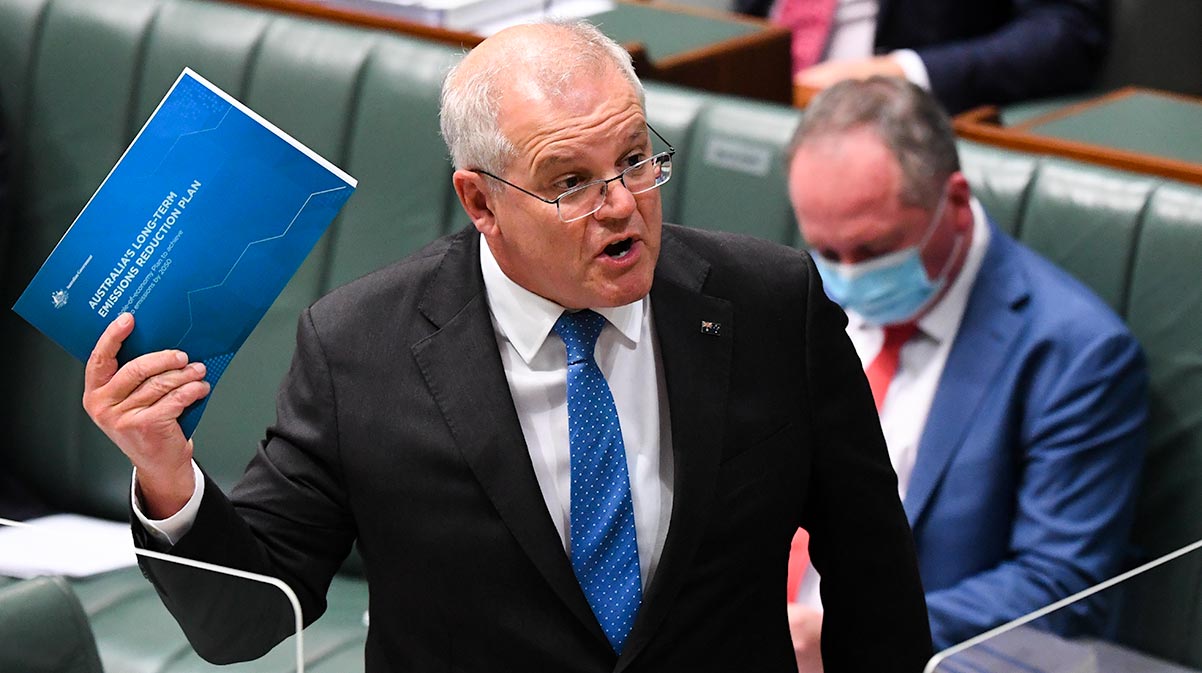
[474,124,676,223]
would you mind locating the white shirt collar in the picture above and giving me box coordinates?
[915,197,991,344]
[848,196,991,344]
[478,235,644,365]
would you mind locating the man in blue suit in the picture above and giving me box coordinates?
[734,0,1108,113]
[782,77,1147,667]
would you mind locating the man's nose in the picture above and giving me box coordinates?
[594,179,637,221]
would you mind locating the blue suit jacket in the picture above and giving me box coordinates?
[733,0,1109,112]
[911,222,1146,649]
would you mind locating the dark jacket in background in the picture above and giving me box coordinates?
[734,0,1109,113]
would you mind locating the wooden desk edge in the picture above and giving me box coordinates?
[792,84,820,108]
[596,0,793,103]
[954,100,1202,187]
[642,0,789,68]
[221,0,484,48]
[219,0,782,65]
[1009,87,1140,131]
[219,0,649,66]
[1013,86,1202,132]
[219,0,784,101]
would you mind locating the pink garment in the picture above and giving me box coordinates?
[774,0,838,75]
[786,527,810,601]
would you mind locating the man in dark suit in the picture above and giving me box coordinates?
[734,0,1108,113]
[784,76,1146,662]
[82,22,931,672]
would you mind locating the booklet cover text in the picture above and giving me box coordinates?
[14,68,357,437]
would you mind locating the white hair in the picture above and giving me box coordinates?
[439,20,645,174]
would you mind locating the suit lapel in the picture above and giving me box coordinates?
[410,229,606,643]
[904,227,1029,526]
[617,227,733,672]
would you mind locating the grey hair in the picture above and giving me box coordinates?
[789,77,959,208]
[439,20,645,175]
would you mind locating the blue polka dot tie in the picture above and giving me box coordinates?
[553,309,643,654]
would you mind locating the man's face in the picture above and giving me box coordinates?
[466,67,662,310]
[787,127,961,277]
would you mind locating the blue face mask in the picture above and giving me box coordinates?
[811,193,961,326]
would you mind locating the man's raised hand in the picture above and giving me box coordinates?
[82,313,209,518]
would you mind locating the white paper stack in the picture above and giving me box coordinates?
[322,0,552,31]
[474,0,616,36]
[0,514,137,579]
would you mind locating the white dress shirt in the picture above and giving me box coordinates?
[136,235,676,589]
[795,199,991,608]
[478,238,674,588]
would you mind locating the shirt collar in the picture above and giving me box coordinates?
[849,197,991,344]
[917,196,990,343]
[479,235,645,365]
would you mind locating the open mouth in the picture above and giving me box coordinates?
[604,237,635,259]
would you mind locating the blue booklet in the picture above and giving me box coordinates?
[14,68,356,437]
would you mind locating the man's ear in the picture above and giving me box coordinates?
[947,172,973,232]
[453,169,498,236]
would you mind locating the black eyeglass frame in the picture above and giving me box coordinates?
[472,123,676,222]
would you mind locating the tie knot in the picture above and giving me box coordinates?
[554,309,606,364]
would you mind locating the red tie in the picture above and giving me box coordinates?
[864,322,919,411]
[786,528,810,602]
[774,0,839,75]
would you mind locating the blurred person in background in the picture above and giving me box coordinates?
[734,0,1108,113]
[782,76,1146,670]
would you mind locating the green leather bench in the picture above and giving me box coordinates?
[0,576,104,673]
[0,1,459,670]
[1,0,1201,671]
[956,146,1202,662]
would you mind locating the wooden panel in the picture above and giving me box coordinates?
[220,0,484,49]
[632,1,791,103]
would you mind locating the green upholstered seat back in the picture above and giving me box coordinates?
[670,95,801,246]
[1,0,155,519]
[957,140,1038,237]
[0,576,104,673]
[0,0,462,519]
[962,145,1202,668]
[644,85,707,226]
[1113,183,1202,665]
[1017,160,1156,315]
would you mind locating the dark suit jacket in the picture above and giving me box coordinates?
[909,223,1146,649]
[0,93,8,234]
[733,0,1109,112]
[138,224,931,672]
